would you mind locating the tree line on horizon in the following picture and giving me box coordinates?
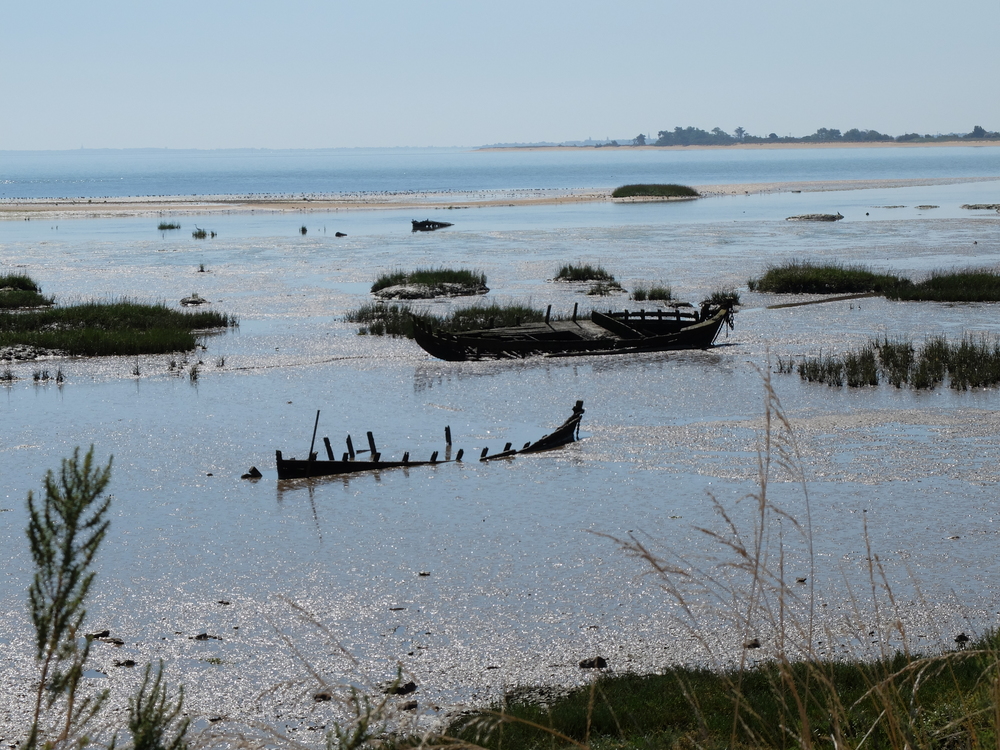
[620,124,999,147]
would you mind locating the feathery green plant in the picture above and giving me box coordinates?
[120,661,189,750]
[26,447,113,749]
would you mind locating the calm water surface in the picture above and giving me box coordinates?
[1,151,1000,737]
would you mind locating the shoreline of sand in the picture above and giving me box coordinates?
[478,139,1000,152]
[1,176,998,220]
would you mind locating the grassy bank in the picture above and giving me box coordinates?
[441,632,1000,750]
[611,183,700,199]
[749,261,1000,302]
[347,301,548,337]
[0,300,236,356]
[0,273,53,309]
[371,267,487,294]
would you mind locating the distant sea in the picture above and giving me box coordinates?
[2,146,1000,200]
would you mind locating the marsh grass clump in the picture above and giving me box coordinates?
[554,263,615,283]
[794,334,1000,391]
[157,222,181,231]
[611,183,700,199]
[843,344,879,387]
[346,301,547,338]
[587,280,624,296]
[888,268,1000,302]
[748,260,902,294]
[0,300,237,357]
[708,287,741,307]
[630,284,673,302]
[0,274,54,309]
[191,227,207,239]
[371,267,487,294]
[798,353,844,386]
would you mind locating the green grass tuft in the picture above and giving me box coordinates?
[0,300,236,356]
[630,284,673,302]
[555,263,615,282]
[371,267,486,294]
[157,222,181,231]
[888,268,1000,302]
[0,274,54,309]
[793,334,1000,391]
[346,302,547,338]
[611,183,700,199]
[748,260,901,294]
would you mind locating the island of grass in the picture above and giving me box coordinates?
[749,261,1000,302]
[347,301,548,338]
[631,284,673,302]
[157,221,181,231]
[371,267,488,300]
[0,274,53,310]
[611,183,700,201]
[437,630,1000,750]
[554,263,615,282]
[0,299,236,358]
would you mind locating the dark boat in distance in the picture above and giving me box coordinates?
[412,219,453,232]
[412,302,735,361]
[275,402,586,479]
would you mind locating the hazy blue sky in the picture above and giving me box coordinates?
[2,0,997,150]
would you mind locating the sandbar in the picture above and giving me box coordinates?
[0,177,997,220]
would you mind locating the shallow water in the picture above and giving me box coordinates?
[2,173,1000,738]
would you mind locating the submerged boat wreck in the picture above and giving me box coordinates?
[412,303,735,361]
[275,402,586,479]
[411,219,453,232]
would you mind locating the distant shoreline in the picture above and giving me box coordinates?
[478,140,1000,152]
[1,176,998,220]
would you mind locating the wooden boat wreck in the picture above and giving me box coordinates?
[275,402,586,479]
[411,219,453,232]
[275,430,461,480]
[480,401,585,460]
[412,302,735,361]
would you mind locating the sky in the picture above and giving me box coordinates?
[1,0,998,150]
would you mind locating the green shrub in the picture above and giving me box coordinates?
[611,183,700,199]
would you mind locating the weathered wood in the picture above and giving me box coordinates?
[367,431,377,455]
[323,437,335,461]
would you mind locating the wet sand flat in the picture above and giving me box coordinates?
[1,176,996,219]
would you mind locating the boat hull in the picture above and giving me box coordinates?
[412,306,733,361]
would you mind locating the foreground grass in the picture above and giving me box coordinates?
[371,267,487,294]
[0,300,236,356]
[749,261,1000,302]
[440,633,1000,750]
[611,183,700,199]
[0,273,53,309]
[347,301,548,337]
